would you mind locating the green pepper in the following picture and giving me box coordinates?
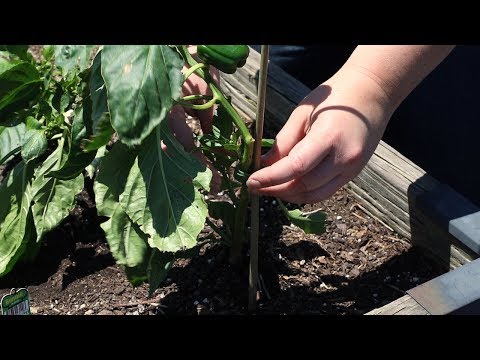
[197,45,250,74]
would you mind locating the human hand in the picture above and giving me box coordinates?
[246,67,395,204]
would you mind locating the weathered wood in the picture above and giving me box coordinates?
[366,294,430,315]
[223,47,478,270]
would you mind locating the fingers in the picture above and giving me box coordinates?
[261,106,310,166]
[247,124,332,191]
[278,174,348,204]
[251,153,340,197]
[167,106,194,151]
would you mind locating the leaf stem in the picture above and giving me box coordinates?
[183,62,207,80]
[175,96,218,110]
[0,146,21,166]
[178,45,254,170]
[205,218,231,245]
[181,94,213,102]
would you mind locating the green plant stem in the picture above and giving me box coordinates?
[0,146,21,166]
[181,94,213,102]
[218,168,239,205]
[277,198,290,217]
[230,184,249,264]
[175,97,218,110]
[205,218,231,246]
[183,62,207,80]
[178,45,254,170]
[249,45,269,312]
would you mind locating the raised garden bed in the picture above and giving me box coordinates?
[0,46,465,315]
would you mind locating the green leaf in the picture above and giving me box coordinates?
[147,250,175,296]
[208,201,235,232]
[262,138,275,148]
[0,46,31,62]
[124,263,149,287]
[120,124,212,253]
[54,45,96,75]
[49,103,96,179]
[21,129,47,162]
[82,51,114,152]
[0,122,25,165]
[42,46,55,62]
[0,59,41,117]
[280,200,327,235]
[0,161,34,276]
[101,45,184,145]
[85,145,106,179]
[25,116,41,130]
[100,203,149,268]
[94,141,139,218]
[30,142,84,242]
[213,102,234,140]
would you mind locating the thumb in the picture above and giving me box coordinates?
[262,106,310,166]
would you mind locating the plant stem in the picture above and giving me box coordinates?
[175,96,218,110]
[0,146,21,166]
[183,62,207,80]
[205,218,231,245]
[181,94,213,102]
[249,45,269,312]
[178,45,254,170]
[230,184,249,264]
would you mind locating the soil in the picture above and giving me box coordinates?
[0,46,446,315]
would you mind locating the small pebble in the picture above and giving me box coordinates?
[336,215,342,220]
[84,309,94,315]
[299,260,305,266]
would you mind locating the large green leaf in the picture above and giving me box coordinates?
[54,45,96,75]
[0,122,25,165]
[49,103,96,179]
[0,58,41,116]
[120,124,212,252]
[94,141,139,218]
[0,161,34,276]
[101,45,183,145]
[30,143,84,242]
[0,46,31,62]
[147,250,174,296]
[82,51,113,152]
[100,202,149,268]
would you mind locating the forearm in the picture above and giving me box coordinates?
[339,45,455,112]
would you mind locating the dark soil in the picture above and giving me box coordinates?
[0,180,445,315]
[0,46,446,315]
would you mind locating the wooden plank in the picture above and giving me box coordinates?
[366,294,430,315]
[222,47,478,270]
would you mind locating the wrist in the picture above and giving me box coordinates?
[320,66,395,133]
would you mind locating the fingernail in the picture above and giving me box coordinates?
[246,179,261,189]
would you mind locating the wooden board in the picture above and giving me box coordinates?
[365,294,429,315]
[221,47,478,270]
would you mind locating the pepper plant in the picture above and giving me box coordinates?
[0,45,326,297]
